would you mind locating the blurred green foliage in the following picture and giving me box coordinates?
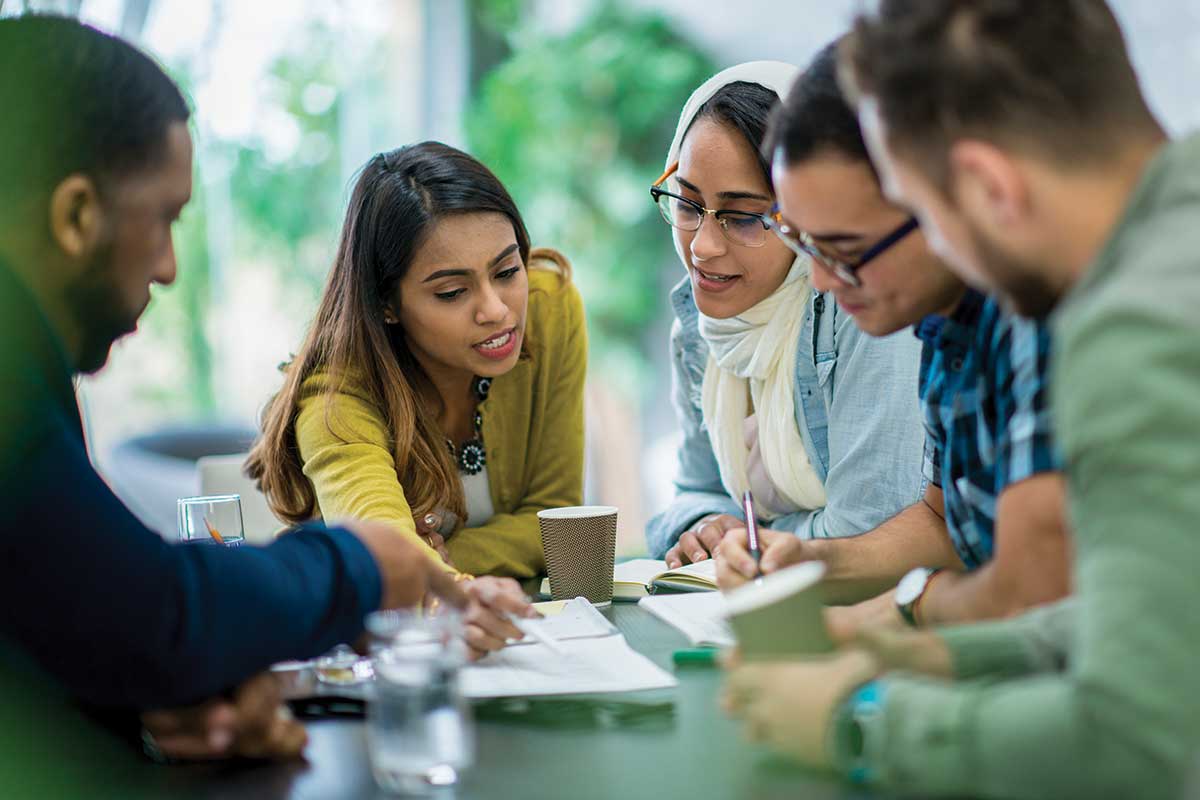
[149,21,378,417]
[225,24,348,283]
[466,1,713,387]
[143,3,712,420]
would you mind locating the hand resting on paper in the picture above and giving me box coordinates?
[343,520,532,659]
[461,576,538,660]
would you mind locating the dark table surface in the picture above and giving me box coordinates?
[151,602,890,800]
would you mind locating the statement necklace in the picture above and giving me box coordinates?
[446,376,490,476]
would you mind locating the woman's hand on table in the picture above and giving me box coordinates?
[665,514,744,569]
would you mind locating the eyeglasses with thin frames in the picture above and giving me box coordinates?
[649,163,776,249]
[762,204,919,288]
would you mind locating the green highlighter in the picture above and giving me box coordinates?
[672,647,720,667]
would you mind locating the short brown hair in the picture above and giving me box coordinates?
[841,0,1159,187]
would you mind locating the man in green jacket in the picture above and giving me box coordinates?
[725,2,1200,797]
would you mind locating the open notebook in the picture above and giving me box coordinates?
[539,558,718,601]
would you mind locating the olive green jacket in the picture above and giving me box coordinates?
[866,134,1200,798]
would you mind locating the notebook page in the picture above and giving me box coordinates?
[613,558,669,585]
[671,559,717,581]
[639,592,734,647]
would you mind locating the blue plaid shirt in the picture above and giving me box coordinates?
[916,290,1060,569]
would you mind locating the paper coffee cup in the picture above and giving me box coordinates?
[537,506,617,605]
[724,561,833,659]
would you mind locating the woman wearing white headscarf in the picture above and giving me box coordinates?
[645,62,926,567]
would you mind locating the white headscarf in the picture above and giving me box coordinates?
[666,61,827,517]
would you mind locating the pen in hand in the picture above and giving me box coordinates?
[742,491,763,579]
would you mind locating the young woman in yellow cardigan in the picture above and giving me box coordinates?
[246,142,586,593]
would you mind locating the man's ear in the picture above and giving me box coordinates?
[948,140,1029,229]
[48,174,105,271]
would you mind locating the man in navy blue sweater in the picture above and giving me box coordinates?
[0,15,533,776]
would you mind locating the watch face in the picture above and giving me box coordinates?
[895,567,933,606]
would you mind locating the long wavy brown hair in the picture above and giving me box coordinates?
[245,141,566,528]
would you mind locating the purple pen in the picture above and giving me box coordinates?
[742,491,763,578]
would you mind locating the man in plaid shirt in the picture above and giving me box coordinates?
[715,42,1068,636]
[915,289,1058,570]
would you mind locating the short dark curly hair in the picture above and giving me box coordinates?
[841,0,1159,189]
[765,39,874,176]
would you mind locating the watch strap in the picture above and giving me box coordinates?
[896,567,942,627]
[831,680,886,785]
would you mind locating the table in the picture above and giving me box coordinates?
[154,603,887,800]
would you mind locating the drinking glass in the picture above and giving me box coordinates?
[364,609,474,794]
[176,495,245,547]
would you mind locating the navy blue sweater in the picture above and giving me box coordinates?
[0,260,382,710]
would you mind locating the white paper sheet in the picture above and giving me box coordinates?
[508,597,619,649]
[462,634,677,698]
[639,591,734,647]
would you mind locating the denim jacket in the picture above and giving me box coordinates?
[645,277,927,558]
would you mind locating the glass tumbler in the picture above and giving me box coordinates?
[364,609,474,794]
[176,495,245,546]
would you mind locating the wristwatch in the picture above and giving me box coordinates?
[829,681,886,784]
[894,567,941,627]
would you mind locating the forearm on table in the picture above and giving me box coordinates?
[813,500,962,604]
[919,560,1068,627]
[920,473,1071,626]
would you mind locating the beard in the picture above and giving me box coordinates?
[62,241,141,374]
[965,223,1062,320]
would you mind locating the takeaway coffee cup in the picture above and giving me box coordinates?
[537,506,618,606]
[724,561,834,659]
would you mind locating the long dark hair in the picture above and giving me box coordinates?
[246,141,569,526]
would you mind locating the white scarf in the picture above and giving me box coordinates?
[665,61,827,517]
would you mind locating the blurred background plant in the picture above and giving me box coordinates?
[466,0,712,386]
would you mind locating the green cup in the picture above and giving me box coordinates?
[724,561,833,660]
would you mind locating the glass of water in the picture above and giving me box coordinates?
[364,609,474,794]
[177,495,245,547]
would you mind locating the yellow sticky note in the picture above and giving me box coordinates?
[533,600,568,617]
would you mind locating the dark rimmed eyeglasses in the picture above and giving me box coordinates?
[649,163,776,248]
[762,204,919,287]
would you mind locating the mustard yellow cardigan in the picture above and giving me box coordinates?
[294,267,586,578]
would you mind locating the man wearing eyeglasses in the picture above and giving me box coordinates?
[717,42,1070,638]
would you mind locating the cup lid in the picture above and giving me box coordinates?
[724,561,826,616]
[537,505,618,520]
